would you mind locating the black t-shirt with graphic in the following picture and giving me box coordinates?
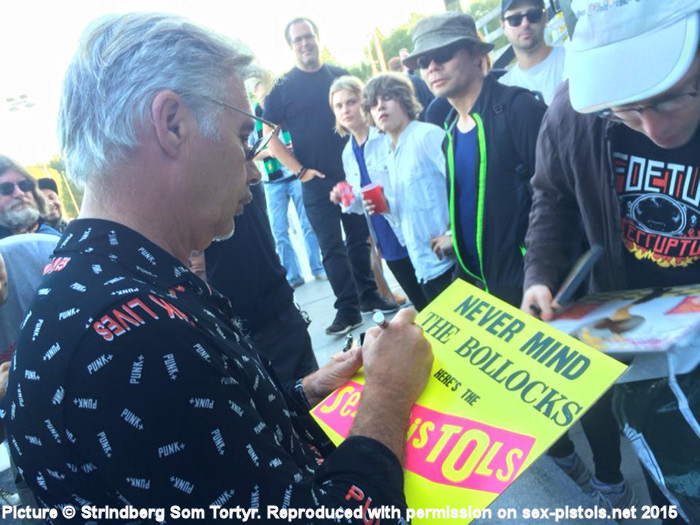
[612,125,700,288]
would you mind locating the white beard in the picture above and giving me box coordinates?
[212,218,235,242]
[0,203,40,231]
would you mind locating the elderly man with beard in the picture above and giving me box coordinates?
[0,156,60,239]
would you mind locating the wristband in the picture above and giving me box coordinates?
[293,378,311,410]
[295,166,307,179]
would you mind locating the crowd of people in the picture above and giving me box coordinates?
[0,0,697,523]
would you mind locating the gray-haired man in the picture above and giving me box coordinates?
[2,13,432,520]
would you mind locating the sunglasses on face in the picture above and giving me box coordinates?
[417,43,468,69]
[0,178,35,196]
[503,9,545,27]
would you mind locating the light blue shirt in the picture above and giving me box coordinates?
[384,121,453,283]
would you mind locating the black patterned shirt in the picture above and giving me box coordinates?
[2,219,404,523]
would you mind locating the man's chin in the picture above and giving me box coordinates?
[212,220,235,242]
[0,205,40,232]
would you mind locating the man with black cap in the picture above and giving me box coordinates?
[523,1,699,520]
[403,12,546,308]
[37,177,68,233]
[499,0,566,105]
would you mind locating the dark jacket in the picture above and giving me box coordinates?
[444,74,546,305]
[524,81,627,294]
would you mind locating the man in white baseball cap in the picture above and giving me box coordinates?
[523,1,699,521]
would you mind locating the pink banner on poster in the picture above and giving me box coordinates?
[314,381,535,494]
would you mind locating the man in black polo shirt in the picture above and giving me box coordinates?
[264,17,396,335]
[1,13,433,521]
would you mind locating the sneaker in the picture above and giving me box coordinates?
[588,477,636,515]
[360,297,399,314]
[552,452,592,491]
[313,273,327,281]
[289,278,305,288]
[325,313,363,336]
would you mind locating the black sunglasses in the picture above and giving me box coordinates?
[0,178,35,196]
[200,96,280,161]
[417,43,468,69]
[504,9,545,27]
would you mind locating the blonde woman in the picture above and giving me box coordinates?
[329,76,428,311]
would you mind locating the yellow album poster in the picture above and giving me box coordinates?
[311,280,628,523]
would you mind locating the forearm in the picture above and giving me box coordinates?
[524,188,577,291]
[349,386,413,466]
[265,129,303,174]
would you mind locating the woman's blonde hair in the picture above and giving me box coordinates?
[328,75,366,137]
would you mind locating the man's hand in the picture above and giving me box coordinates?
[362,195,376,215]
[298,168,325,183]
[361,308,432,407]
[521,284,558,320]
[430,235,454,260]
[350,308,433,464]
[302,347,363,407]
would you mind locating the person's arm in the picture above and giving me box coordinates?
[331,145,365,214]
[302,308,432,464]
[263,124,324,183]
[521,89,579,320]
[67,306,431,519]
[419,126,454,260]
[508,91,547,180]
[0,253,7,306]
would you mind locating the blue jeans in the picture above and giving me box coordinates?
[264,178,324,282]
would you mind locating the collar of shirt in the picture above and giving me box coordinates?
[53,218,210,297]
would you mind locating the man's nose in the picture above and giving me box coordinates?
[12,182,26,198]
[246,160,262,185]
[637,111,673,145]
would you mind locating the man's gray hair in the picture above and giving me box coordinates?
[58,12,259,186]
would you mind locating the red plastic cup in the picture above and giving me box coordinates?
[361,183,388,214]
[336,181,355,207]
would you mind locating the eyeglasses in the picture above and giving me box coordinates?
[503,9,545,27]
[597,74,700,123]
[291,33,316,45]
[0,178,35,196]
[201,96,280,161]
[417,43,468,69]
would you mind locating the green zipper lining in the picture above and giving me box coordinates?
[447,112,489,293]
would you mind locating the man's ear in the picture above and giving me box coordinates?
[151,90,189,158]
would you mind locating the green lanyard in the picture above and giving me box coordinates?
[446,112,489,292]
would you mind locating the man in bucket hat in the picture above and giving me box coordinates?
[523,1,699,521]
[404,12,546,308]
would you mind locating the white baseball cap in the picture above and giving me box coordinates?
[567,0,700,113]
